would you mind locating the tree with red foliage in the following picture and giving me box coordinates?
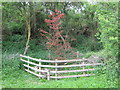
[40,10,76,60]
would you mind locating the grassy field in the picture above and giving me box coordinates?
[2,52,118,88]
[2,69,117,88]
[2,39,118,88]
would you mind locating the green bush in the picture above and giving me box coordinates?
[75,35,102,53]
[96,2,118,84]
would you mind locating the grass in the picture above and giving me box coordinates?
[2,68,117,88]
[2,36,118,88]
[2,51,118,88]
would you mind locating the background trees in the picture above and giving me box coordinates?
[2,1,118,59]
[96,2,118,83]
[2,2,118,87]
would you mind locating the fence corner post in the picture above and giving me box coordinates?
[39,58,41,79]
[47,69,50,80]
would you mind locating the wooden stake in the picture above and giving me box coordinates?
[83,58,85,75]
[28,57,29,70]
[48,50,51,60]
[39,59,41,79]
[55,59,58,80]
[77,51,79,59]
[47,69,50,80]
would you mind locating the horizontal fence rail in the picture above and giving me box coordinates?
[21,58,102,68]
[20,54,103,80]
[23,64,48,73]
[23,64,95,74]
[25,69,45,78]
[50,69,95,74]
[20,54,89,63]
[50,74,95,79]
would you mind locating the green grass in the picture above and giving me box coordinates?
[2,68,118,88]
[2,52,118,88]
[2,37,118,88]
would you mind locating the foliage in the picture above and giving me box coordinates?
[76,35,102,52]
[96,2,118,84]
[2,2,25,35]
[2,51,118,88]
[40,10,76,59]
[2,2,119,88]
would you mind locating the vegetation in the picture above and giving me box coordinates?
[2,1,119,88]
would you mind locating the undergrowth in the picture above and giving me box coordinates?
[2,35,118,88]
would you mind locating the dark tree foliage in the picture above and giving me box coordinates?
[2,2,118,84]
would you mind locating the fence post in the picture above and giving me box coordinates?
[77,51,79,59]
[39,59,41,79]
[28,56,30,70]
[48,50,51,60]
[83,58,85,75]
[47,69,50,80]
[55,59,58,80]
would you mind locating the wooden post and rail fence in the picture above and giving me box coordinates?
[20,54,103,80]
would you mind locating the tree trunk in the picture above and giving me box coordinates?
[24,13,31,55]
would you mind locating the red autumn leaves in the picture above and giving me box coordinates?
[44,10,64,30]
[40,10,73,59]
[40,10,65,49]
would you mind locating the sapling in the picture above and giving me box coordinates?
[40,10,76,60]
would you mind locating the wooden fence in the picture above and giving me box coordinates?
[20,54,102,80]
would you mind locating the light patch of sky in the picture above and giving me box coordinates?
[74,0,97,14]
[87,0,93,4]
[87,0,97,5]
[45,1,97,14]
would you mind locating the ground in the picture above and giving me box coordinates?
[2,69,117,88]
[2,52,118,88]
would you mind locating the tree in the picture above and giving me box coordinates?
[40,10,76,60]
[96,2,118,84]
